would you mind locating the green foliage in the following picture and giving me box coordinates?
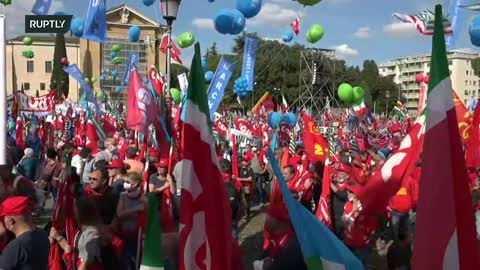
[169,63,189,89]
[198,32,399,112]
[472,58,480,77]
[49,34,69,99]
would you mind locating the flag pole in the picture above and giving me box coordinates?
[0,15,6,165]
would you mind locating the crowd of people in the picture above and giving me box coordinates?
[0,106,479,270]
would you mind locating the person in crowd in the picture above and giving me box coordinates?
[250,145,265,205]
[123,147,144,174]
[38,148,60,208]
[149,159,176,232]
[331,162,351,239]
[281,165,297,195]
[0,196,50,270]
[85,168,119,226]
[106,159,127,196]
[237,160,254,219]
[254,205,307,270]
[388,173,415,241]
[71,149,85,178]
[243,144,254,163]
[16,148,38,181]
[387,230,412,270]
[220,159,245,240]
[95,138,117,164]
[295,162,315,212]
[82,148,95,188]
[116,172,145,268]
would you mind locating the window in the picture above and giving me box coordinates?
[474,81,477,86]
[474,90,477,96]
[467,70,469,75]
[448,60,452,65]
[40,83,45,90]
[466,80,469,86]
[27,61,34,73]
[23,82,30,90]
[465,90,469,95]
[45,61,52,73]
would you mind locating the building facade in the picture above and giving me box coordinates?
[6,4,167,102]
[379,49,480,115]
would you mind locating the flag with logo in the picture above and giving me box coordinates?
[207,57,236,119]
[266,149,364,270]
[160,34,182,64]
[179,43,238,270]
[301,112,329,162]
[252,92,275,115]
[83,0,107,43]
[413,6,480,269]
[394,9,452,35]
[126,68,158,134]
[453,90,473,143]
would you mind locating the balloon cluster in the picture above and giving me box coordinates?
[177,32,195,48]
[233,77,249,97]
[214,0,262,35]
[282,29,294,43]
[306,24,324,43]
[128,26,141,42]
[70,17,84,37]
[470,16,480,47]
[111,44,122,65]
[22,36,33,46]
[0,0,12,6]
[415,73,430,84]
[170,88,182,105]
[205,71,214,83]
[337,83,365,105]
[115,86,123,94]
[267,111,297,129]
[22,49,34,59]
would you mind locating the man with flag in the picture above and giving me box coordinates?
[413,5,480,269]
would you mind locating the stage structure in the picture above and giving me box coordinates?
[293,48,338,114]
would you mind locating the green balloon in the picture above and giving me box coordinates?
[352,86,365,102]
[296,0,321,5]
[306,24,324,44]
[112,57,123,65]
[97,91,105,100]
[91,76,98,83]
[112,44,122,52]
[84,77,90,83]
[22,36,33,46]
[337,83,353,103]
[170,88,181,104]
[177,32,195,49]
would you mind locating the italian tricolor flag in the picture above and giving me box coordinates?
[412,5,480,269]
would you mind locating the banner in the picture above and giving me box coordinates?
[31,0,53,15]
[207,57,235,120]
[83,0,107,43]
[126,68,158,134]
[178,73,188,96]
[8,91,56,115]
[446,0,465,48]
[241,37,258,92]
[64,64,102,116]
[122,52,138,86]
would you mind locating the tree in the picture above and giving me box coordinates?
[49,34,69,100]
[472,58,480,76]
[210,42,218,56]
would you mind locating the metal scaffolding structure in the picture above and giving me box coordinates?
[292,48,338,114]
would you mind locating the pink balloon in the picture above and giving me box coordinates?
[61,57,68,64]
[416,73,424,84]
[423,75,430,84]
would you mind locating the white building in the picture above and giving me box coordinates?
[379,49,480,115]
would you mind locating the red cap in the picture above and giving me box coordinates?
[150,149,160,159]
[335,163,352,173]
[265,204,290,223]
[91,148,100,156]
[0,196,31,217]
[154,158,169,168]
[106,159,124,169]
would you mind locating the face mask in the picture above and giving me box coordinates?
[123,182,132,190]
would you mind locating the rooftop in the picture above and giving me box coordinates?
[380,49,480,67]
[8,34,79,44]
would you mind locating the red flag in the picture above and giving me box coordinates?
[15,117,24,149]
[233,118,254,135]
[148,66,164,97]
[356,117,425,215]
[315,158,333,230]
[453,90,473,144]
[126,68,158,134]
[231,135,239,177]
[290,17,300,35]
[466,101,480,169]
[160,34,183,64]
[85,117,98,150]
[214,119,228,138]
[301,113,329,162]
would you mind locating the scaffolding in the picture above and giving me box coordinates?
[292,48,338,114]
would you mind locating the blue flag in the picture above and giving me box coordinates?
[266,149,364,270]
[446,0,465,48]
[31,0,53,15]
[241,37,258,92]
[207,57,235,120]
[83,0,107,43]
[64,64,103,116]
[122,53,139,86]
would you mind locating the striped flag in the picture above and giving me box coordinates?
[412,5,480,269]
[394,9,452,35]
[179,43,237,270]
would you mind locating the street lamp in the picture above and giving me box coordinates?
[386,90,391,115]
[160,0,181,106]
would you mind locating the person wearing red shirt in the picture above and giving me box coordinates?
[294,163,315,212]
[243,144,255,163]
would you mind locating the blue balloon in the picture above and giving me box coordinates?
[208,0,214,2]
[121,81,127,86]
[470,16,480,47]
[230,9,246,35]
[115,87,123,94]
[205,71,214,83]
[111,51,117,59]
[100,75,106,82]
[143,0,155,6]
[128,26,141,42]
[70,17,84,37]
[282,29,294,43]
[268,112,282,129]
[201,57,207,70]
[53,11,67,16]
[281,112,297,127]
[111,70,119,79]
[214,9,234,35]
[236,0,262,19]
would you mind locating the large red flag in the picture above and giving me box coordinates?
[413,6,480,269]
[465,100,480,169]
[160,34,183,65]
[453,90,473,144]
[315,157,333,230]
[148,66,164,97]
[301,113,329,162]
[126,68,158,134]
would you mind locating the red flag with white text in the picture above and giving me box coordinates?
[126,68,158,134]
